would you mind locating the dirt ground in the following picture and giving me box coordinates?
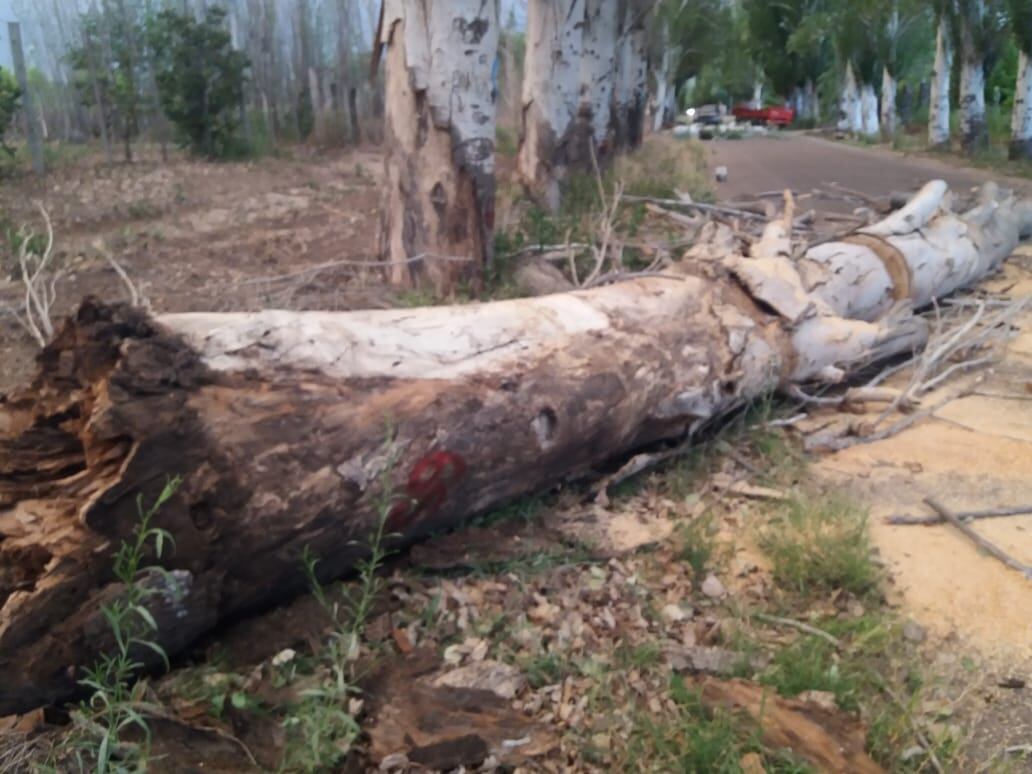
[1,144,389,393]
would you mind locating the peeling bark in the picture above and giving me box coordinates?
[860,83,880,138]
[652,24,676,133]
[839,62,862,134]
[376,0,499,289]
[517,0,584,210]
[959,10,988,154]
[576,0,618,157]
[929,17,952,149]
[2,183,1030,715]
[1011,49,1032,160]
[612,1,648,151]
[881,67,897,140]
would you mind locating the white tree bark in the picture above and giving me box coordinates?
[1011,49,1032,160]
[929,16,952,149]
[839,61,862,134]
[751,81,764,110]
[578,0,618,149]
[3,181,1031,715]
[959,6,988,153]
[861,83,880,137]
[613,1,648,150]
[881,67,897,139]
[652,24,676,133]
[377,0,499,289]
[804,79,818,122]
[518,0,584,210]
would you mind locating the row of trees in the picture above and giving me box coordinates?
[63,6,247,160]
[735,0,1032,159]
[10,0,383,161]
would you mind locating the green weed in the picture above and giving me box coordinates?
[622,675,813,773]
[280,438,402,771]
[676,514,717,579]
[759,494,879,598]
[66,477,182,774]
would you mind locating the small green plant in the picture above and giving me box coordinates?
[148,7,249,158]
[68,477,182,774]
[622,675,812,773]
[281,439,403,771]
[759,494,879,598]
[677,514,717,579]
[0,66,21,157]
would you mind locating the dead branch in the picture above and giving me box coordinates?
[886,504,1032,526]
[924,498,1032,580]
[93,240,143,307]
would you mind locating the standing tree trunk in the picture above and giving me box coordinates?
[958,10,988,154]
[308,67,326,144]
[8,22,44,176]
[2,180,1030,717]
[881,67,897,140]
[929,15,952,149]
[839,61,862,134]
[347,87,362,145]
[652,23,676,133]
[860,82,880,138]
[517,0,584,211]
[612,1,648,151]
[576,0,617,159]
[751,80,764,109]
[1011,49,1032,160]
[82,24,114,165]
[376,0,499,290]
[804,79,818,122]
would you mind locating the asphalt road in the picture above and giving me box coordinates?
[704,133,1028,208]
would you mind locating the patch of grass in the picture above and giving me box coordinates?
[522,652,576,689]
[676,513,717,579]
[279,437,402,771]
[759,493,879,598]
[759,635,865,711]
[622,675,813,773]
[64,477,182,773]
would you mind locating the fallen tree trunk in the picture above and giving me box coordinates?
[1,181,1030,715]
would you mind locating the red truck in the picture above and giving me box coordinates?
[732,104,795,127]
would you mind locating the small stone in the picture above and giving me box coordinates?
[701,574,727,599]
[900,745,926,762]
[902,620,927,643]
[662,603,687,622]
[798,690,837,711]
[271,648,296,667]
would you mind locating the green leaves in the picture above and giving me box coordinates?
[148,7,249,158]
[0,67,20,154]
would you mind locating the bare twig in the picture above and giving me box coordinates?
[93,240,142,307]
[879,683,946,774]
[925,497,1032,580]
[752,612,844,650]
[886,504,1032,526]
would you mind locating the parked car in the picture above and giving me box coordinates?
[732,104,795,127]
[685,104,724,126]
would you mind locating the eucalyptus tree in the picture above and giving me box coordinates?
[376,1,500,289]
[1009,0,1032,158]
[874,0,934,139]
[953,0,1008,153]
[928,0,954,147]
